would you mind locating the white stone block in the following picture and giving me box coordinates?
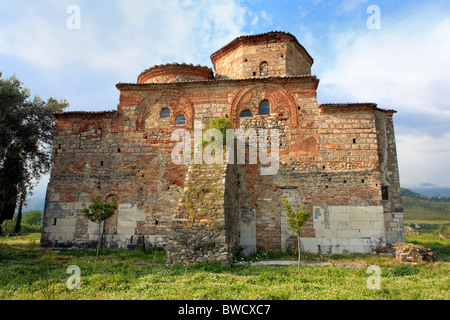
[337,238,350,246]
[118,208,146,222]
[54,232,74,241]
[348,239,369,247]
[300,238,318,253]
[365,206,384,215]
[329,229,339,237]
[242,237,256,246]
[73,202,84,210]
[337,221,351,229]
[241,223,252,231]
[317,237,333,246]
[347,206,363,215]
[87,221,103,235]
[312,207,323,218]
[338,229,360,238]
[352,221,373,230]
[57,218,77,227]
[347,245,366,253]
[65,202,74,210]
[240,229,252,239]
[118,229,136,237]
[360,229,383,239]
[329,221,338,230]
[372,221,385,230]
[331,213,351,222]
[60,226,76,234]
[52,226,63,233]
[330,206,348,215]
[351,213,372,221]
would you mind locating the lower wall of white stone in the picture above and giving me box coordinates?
[43,202,147,248]
[44,202,392,255]
[300,205,387,254]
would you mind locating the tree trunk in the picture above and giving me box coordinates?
[96,221,101,263]
[14,192,25,234]
[297,234,301,272]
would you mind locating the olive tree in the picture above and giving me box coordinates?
[0,73,68,233]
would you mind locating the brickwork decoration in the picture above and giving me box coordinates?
[230,85,299,128]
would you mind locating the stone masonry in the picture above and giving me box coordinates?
[41,32,404,264]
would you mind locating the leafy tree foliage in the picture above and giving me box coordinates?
[22,210,43,226]
[205,116,232,145]
[0,73,68,233]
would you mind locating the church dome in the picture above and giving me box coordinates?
[137,63,214,84]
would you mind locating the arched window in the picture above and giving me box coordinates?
[240,110,253,118]
[259,61,268,76]
[175,115,186,125]
[258,100,270,115]
[161,108,170,118]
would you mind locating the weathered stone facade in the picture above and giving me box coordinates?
[41,32,404,264]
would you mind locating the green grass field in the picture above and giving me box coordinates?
[401,188,450,226]
[0,233,448,300]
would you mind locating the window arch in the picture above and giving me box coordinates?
[175,115,186,125]
[258,100,270,115]
[259,61,268,76]
[240,110,253,118]
[160,108,170,118]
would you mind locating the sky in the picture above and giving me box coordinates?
[1,0,450,200]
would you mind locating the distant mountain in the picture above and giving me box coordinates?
[408,183,450,198]
[400,188,420,197]
[401,188,450,202]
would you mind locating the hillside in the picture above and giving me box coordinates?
[401,188,450,202]
[401,188,450,223]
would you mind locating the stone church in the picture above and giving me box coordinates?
[41,31,404,264]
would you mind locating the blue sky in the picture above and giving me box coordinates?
[1,0,450,199]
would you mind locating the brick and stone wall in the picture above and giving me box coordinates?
[41,107,188,249]
[211,32,313,79]
[137,63,214,84]
[165,163,240,265]
[41,31,404,262]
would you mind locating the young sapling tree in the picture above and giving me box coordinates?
[82,194,118,263]
[283,199,312,271]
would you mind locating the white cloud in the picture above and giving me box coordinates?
[397,132,450,188]
[318,11,450,187]
[0,0,256,80]
[319,16,450,119]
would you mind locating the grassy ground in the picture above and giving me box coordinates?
[0,234,449,300]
